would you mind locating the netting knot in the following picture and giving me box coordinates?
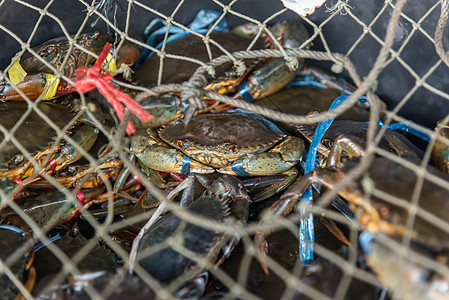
[158,51,166,60]
[204,65,216,77]
[181,74,207,112]
[234,60,246,74]
[284,56,299,71]
[325,0,354,15]
[331,61,344,73]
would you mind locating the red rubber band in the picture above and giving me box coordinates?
[170,173,187,182]
[4,179,24,207]
[73,43,154,135]
[68,190,85,221]
[49,159,57,173]
[76,190,85,206]
[132,174,142,187]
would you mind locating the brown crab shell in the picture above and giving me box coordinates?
[19,32,111,77]
[0,225,34,299]
[159,113,286,168]
[0,100,76,170]
[133,31,266,90]
[340,157,449,250]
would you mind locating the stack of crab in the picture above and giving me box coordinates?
[0,11,448,300]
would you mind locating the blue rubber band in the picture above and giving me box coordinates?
[237,77,256,102]
[34,233,62,252]
[229,108,284,135]
[137,9,229,66]
[180,155,192,175]
[287,74,327,89]
[359,231,375,255]
[362,113,430,142]
[0,225,27,235]
[230,159,251,177]
[386,121,430,142]
[300,94,357,263]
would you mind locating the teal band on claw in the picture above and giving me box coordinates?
[181,156,192,175]
[230,159,251,177]
[237,78,256,103]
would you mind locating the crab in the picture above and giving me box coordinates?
[0,95,105,182]
[131,112,304,177]
[0,32,140,101]
[136,175,251,292]
[134,20,311,101]
[255,130,449,274]
[296,119,424,165]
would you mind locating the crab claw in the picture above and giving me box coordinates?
[218,153,297,176]
[135,145,214,175]
[218,136,304,176]
[0,73,74,101]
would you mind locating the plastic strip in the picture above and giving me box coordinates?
[34,233,62,252]
[230,159,251,177]
[386,121,430,142]
[0,224,27,235]
[287,74,327,89]
[237,77,256,102]
[180,155,192,175]
[359,231,375,254]
[300,94,361,262]
[137,9,229,65]
[42,74,60,100]
[8,54,27,84]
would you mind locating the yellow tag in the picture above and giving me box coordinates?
[8,54,28,85]
[41,73,60,100]
[103,52,117,74]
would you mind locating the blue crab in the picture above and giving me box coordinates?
[136,175,250,289]
[130,112,304,177]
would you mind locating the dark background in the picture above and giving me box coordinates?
[0,0,447,129]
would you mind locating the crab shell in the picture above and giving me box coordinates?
[159,113,286,168]
[133,31,266,90]
[0,225,35,299]
[19,32,111,77]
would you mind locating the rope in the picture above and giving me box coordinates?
[435,0,449,67]
[1,0,448,299]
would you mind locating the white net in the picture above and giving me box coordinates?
[0,0,449,299]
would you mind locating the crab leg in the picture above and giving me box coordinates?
[242,167,299,202]
[326,134,365,168]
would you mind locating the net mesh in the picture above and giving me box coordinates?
[0,0,449,299]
